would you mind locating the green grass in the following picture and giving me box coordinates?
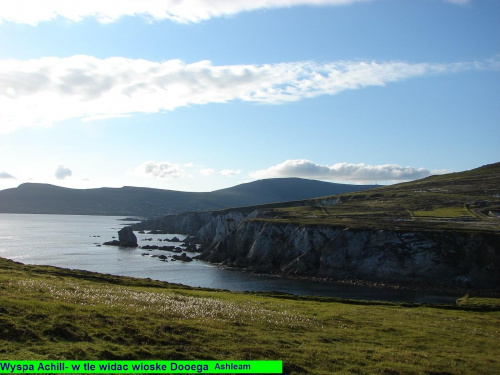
[244,163,500,234]
[1,257,499,374]
[412,206,472,218]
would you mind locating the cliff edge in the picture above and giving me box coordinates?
[137,163,500,289]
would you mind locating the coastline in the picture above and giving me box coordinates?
[211,263,500,298]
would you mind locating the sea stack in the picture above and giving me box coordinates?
[118,226,138,248]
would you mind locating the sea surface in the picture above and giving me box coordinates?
[0,213,460,304]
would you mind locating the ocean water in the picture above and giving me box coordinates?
[0,213,460,304]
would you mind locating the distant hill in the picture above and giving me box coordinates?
[0,178,377,216]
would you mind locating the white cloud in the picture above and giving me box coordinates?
[54,165,72,180]
[220,169,242,177]
[135,161,184,179]
[0,55,490,133]
[200,168,216,176]
[0,171,15,179]
[0,1,471,25]
[250,159,431,182]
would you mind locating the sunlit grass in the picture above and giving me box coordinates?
[412,206,472,218]
[244,163,500,234]
[1,258,499,374]
[11,278,312,327]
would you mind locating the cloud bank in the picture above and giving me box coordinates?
[250,159,431,182]
[54,165,72,180]
[0,0,471,25]
[1,55,489,133]
[0,171,15,179]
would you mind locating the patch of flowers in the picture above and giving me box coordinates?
[13,279,314,327]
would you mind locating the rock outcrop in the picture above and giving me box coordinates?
[118,226,138,247]
[103,226,138,247]
[134,209,251,237]
[172,253,193,262]
[134,207,500,288]
[198,220,500,288]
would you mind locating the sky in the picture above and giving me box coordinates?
[0,0,499,192]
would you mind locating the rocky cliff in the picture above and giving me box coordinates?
[135,209,252,236]
[133,202,304,237]
[133,163,500,289]
[137,208,500,288]
[198,219,500,288]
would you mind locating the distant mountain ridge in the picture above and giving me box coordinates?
[0,178,378,216]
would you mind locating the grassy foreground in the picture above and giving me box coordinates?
[1,257,499,374]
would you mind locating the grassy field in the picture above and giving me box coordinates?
[1,257,499,374]
[248,163,500,234]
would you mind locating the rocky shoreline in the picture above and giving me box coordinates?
[103,227,199,263]
[96,219,500,299]
[133,207,500,291]
[210,262,500,298]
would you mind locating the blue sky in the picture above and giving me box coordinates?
[0,0,499,192]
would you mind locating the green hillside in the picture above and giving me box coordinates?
[256,163,500,233]
[1,257,499,374]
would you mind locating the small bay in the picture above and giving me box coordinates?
[0,213,459,304]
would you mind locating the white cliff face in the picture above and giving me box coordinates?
[140,208,500,288]
[200,220,500,288]
[197,211,247,244]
